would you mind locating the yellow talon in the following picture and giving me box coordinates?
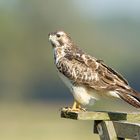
[71,101,86,112]
[61,101,87,112]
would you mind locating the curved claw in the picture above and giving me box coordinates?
[62,106,87,112]
[61,101,87,112]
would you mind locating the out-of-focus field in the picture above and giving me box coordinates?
[1,1,140,139]
[0,102,99,140]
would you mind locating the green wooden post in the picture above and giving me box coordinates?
[94,121,119,140]
[60,108,140,140]
[113,121,140,139]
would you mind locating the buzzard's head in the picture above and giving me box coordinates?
[48,31,73,48]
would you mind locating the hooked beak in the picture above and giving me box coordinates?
[48,34,56,47]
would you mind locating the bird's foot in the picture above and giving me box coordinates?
[72,106,87,112]
[61,101,87,112]
[61,106,87,112]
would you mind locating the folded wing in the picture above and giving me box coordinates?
[57,47,140,108]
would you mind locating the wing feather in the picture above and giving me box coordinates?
[57,47,140,108]
[57,47,128,91]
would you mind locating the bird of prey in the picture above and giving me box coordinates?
[48,30,140,112]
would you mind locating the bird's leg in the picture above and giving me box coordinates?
[71,101,86,112]
[71,101,78,110]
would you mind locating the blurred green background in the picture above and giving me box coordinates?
[0,0,140,139]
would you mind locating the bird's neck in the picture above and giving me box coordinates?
[53,46,67,64]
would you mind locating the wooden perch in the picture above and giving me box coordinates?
[61,108,140,121]
[94,120,140,139]
[61,108,140,139]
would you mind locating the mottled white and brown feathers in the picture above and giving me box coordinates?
[49,31,140,108]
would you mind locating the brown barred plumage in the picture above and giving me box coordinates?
[49,31,140,111]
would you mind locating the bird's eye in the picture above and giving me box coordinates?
[56,34,61,38]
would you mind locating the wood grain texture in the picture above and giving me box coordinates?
[96,121,119,140]
[113,121,140,139]
[61,108,140,139]
[61,108,140,121]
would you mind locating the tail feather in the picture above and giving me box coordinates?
[117,90,140,108]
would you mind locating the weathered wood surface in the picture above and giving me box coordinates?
[94,121,119,140]
[61,108,140,139]
[94,121,140,139]
[61,108,140,121]
[113,121,140,139]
